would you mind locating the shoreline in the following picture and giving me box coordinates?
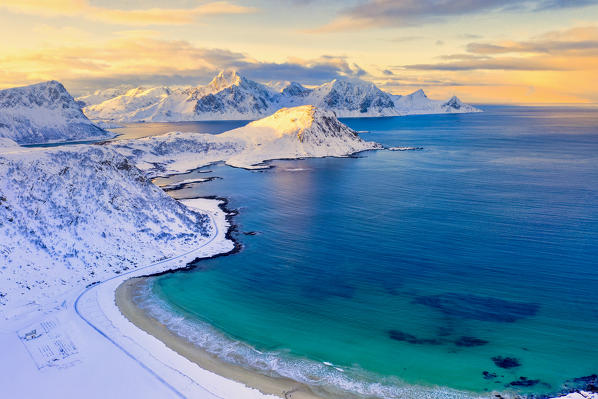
[116,276,323,399]
[111,195,598,399]
[113,194,323,399]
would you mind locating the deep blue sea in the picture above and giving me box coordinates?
[135,106,598,398]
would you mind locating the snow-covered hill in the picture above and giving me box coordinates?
[0,81,113,144]
[0,144,213,310]
[221,105,381,167]
[80,70,481,122]
[110,105,381,173]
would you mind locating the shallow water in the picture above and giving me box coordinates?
[139,106,598,398]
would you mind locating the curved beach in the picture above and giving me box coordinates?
[116,277,322,399]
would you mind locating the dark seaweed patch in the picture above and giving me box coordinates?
[492,356,521,369]
[455,336,489,347]
[413,293,539,322]
[388,330,442,345]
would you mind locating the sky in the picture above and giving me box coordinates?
[1,0,598,104]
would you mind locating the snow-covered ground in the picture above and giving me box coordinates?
[0,143,221,313]
[0,198,277,399]
[109,105,381,173]
[80,70,481,123]
[0,81,113,144]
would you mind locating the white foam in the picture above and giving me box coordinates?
[135,280,484,399]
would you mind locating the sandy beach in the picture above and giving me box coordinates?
[116,277,324,399]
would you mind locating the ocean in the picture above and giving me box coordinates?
[129,106,598,398]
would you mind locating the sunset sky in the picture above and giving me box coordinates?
[1,0,598,104]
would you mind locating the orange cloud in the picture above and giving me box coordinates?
[0,0,255,26]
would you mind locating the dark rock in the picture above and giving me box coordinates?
[388,330,442,345]
[509,377,540,387]
[413,293,539,323]
[455,336,489,347]
[492,356,521,369]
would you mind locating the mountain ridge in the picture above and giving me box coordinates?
[80,70,481,122]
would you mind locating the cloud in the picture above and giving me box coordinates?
[0,37,370,94]
[401,26,598,71]
[466,27,598,55]
[0,0,255,26]
[402,58,571,71]
[313,0,598,31]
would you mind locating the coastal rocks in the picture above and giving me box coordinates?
[492,356,521,369]
[563,374,598,393]
[413,293,540,322]
[388,146,424,151]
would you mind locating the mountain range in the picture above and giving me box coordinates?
[80,70,481,123]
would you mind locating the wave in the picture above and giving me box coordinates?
[133,279,485,399]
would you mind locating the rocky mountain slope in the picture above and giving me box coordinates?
[0,144,213,310]
[0,81,112,144]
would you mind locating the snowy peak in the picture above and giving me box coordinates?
[308,78,396,116]
[443,95,463,109]
[219,105,381,168]
[281,82,311,97]
[246,105,339,141]
[409,89,428,99]
[441,95,480,113]
[207,70,244,92]
[80,72,481,122]
[0,80,72,110]
[0,80,111,144]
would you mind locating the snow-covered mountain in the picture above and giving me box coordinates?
[0,144,214,310]
[278,79,397,117]
[76,84,135,108]
[110,105,381,172]
[0,81,113,144]
[392,89,480,114]
[80,70,481,122]
[221,105,381,167]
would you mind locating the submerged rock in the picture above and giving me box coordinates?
[483,371,498,380]
[413,293,539,322]
[508,377,540,387]
[492,356,521,369]
[455,336,489,347]
[388,330,442,345]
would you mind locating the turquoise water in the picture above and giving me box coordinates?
[140,106,597,398]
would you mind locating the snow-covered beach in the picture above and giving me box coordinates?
[1,198,279,399]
